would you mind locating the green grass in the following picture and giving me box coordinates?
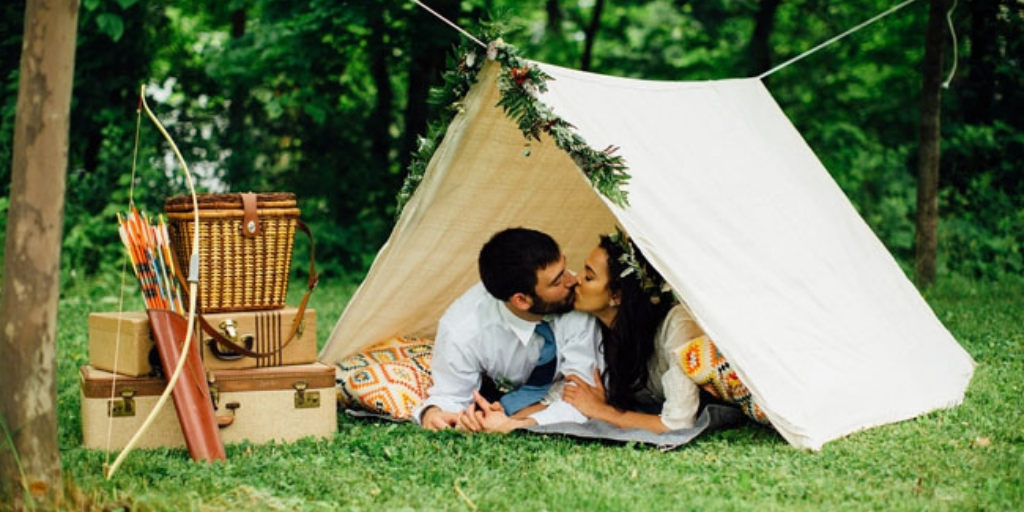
[50,272,1023,511]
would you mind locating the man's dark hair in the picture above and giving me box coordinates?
[478,228,562,301]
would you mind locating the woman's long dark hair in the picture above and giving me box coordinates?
[598,235,674,410]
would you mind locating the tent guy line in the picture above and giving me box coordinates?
[411,0,957,85]
[411,0,485,49]
[757,0,922,79]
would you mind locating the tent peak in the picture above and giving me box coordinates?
[396,41,631,218]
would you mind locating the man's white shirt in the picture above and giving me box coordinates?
[414,283,602,425]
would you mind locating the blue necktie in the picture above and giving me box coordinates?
[500,321,557,415]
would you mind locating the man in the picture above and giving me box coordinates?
[416,227,602,430]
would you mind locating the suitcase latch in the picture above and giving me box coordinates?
[208,373,220,408]
[293,381,321,409]
[108,388,136,417]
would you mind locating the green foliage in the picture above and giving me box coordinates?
[172,0,461,275]
[0,2,24,201]
[596,0,752,79]
[394,42,482,216]
[811,121,918,264]
[2,0,1022,286]
[938,121,1024,279]
[48,275,1024,511]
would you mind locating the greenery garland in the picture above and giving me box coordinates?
[607,227,674,305]
[395,36,631,217]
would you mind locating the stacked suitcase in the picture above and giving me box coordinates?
[81,308,337,450]
[80,193,336,451]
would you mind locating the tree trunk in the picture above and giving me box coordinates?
[369,3,394,179]
[225,7,250,189]
[580,0,606,71]
[963,0,997,125]
[546,0,563,35]
[399,0,459,172]
[0,0,78,509]
[747,0,782,77]
[914,0,947,287]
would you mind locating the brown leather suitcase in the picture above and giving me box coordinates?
[87,307,318,375]
[79,362,337,450]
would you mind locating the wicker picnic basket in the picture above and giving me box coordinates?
[164,192,300,313]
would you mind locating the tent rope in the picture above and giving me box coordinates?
[758,0,921,79]
[412,0,960,86]
[942,0,959,88]
[411,0,486,49]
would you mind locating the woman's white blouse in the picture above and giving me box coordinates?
[648,305,705,430]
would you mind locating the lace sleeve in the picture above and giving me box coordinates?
[657,305,704,430]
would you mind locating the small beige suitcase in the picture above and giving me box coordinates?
[87,311,154,377]
[80,363,337,450]
[87,308,318,375]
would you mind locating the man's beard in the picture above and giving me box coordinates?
[527,288,576,315]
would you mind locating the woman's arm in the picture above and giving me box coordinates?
[657,306,702,430]
[563,370,670,434]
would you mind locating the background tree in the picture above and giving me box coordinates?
[1,0,1021,290]
[580,0,606,70]
[0,0,78,508]
[748,0,782,76]
[940,0,1024,277]
[914,0,949,287]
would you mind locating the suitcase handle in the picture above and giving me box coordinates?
[205,320,255,361]
[171,219,319,360]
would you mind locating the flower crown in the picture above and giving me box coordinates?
[607,228,672,304]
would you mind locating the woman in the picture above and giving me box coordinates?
[562,230,704,433]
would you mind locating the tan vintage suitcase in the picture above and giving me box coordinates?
[87,311,155,377]
[88,308,318,375]
[80,363,337,450]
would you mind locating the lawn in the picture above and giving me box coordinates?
[51,272,1023,511]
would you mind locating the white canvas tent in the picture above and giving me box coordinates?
[320,60,975,450]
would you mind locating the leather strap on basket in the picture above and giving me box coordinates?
[240,192,262,238]
[170,219,319,359]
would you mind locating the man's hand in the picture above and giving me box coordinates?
[562,369,610,420]
[421,406,459,431]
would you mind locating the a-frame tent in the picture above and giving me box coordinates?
[320,60,975,450]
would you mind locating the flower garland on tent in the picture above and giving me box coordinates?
[395,37,631,216]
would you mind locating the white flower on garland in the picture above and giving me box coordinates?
[486,38,505,61]
[522,81,539,98]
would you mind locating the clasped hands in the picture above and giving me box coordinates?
[423,369,609,433]
[456,391,529,433]
[419,392,525,433]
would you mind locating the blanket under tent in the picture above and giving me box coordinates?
[343,403,750,450]
[320,51,975,450]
